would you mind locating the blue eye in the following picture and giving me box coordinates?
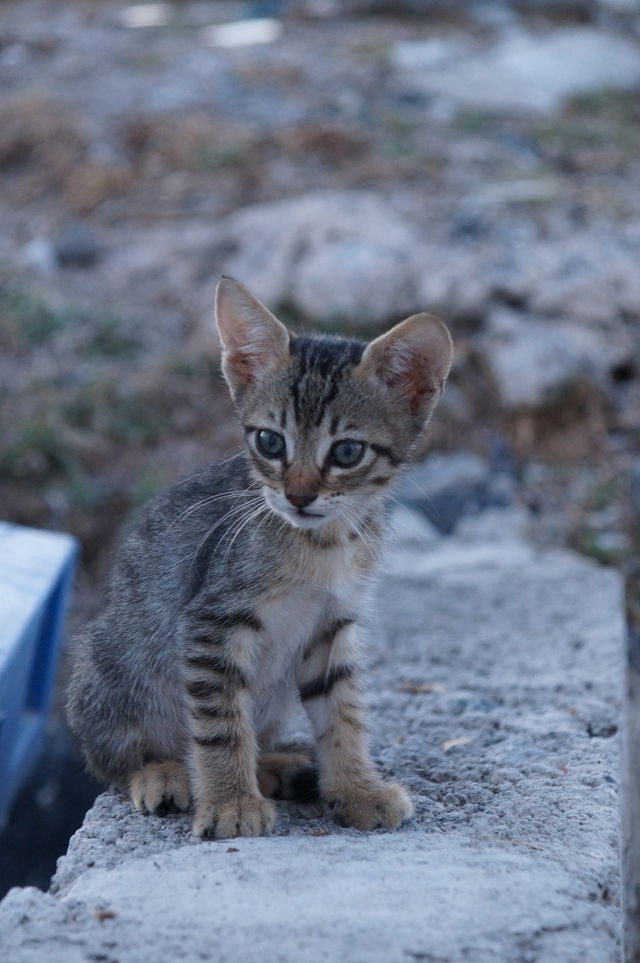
[256,429,286,459]
[331,440,365,468]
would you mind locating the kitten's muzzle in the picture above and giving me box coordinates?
[285,491,317,510]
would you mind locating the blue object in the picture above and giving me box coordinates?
[0,522,77,829]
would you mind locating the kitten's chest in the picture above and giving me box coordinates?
[253,546,368,683]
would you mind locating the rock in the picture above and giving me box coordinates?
[465,178,562,207]
[392,27,640,114]
[528,267,640,339]
[104,206,640,373]
[416,231,639,407]
[454,505,530,544]
[586,717,619,739]
[55,222,101,268]
[509,231,640,332]
[591,531,629,556]
[394,451,515,533]
[218,191,423,325]
[417,228,640,343]
[392,35,470,72]
[21,237,57,276]
[481,307,627,407]
[292,236,418,325]
[417,246,493,323]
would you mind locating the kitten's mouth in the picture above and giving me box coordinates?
[262,487,329,529]
[286,506,327,529]
[281,505,329,529]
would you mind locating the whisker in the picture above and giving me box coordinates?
[339,502,378,551]
[170,486,261,529]
[220,503,270,564]
[218,451,244,466]
[398,474,443,527]
[252,505,276,541]
[189,496,265,569]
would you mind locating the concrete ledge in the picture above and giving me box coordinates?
[0,510,626,962]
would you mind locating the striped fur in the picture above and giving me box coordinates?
[66,278,452,839]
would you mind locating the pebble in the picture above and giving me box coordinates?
[55,223,101,268]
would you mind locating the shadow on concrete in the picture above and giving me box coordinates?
[0,722,99,898]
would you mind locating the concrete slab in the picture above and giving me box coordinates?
[0,510,626,962]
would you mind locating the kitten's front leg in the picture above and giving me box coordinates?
[298,620,413,831]
[183,612,275,839]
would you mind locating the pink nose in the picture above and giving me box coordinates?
[286,492,317,509]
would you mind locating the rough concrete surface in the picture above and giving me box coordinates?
[0,509,626,962]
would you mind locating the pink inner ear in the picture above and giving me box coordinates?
[223,330,289,393]
[383,341,434,413]
[399,358,435,415]
[360,314,452,418]
[216,278,291,394]
[225,347,258,388]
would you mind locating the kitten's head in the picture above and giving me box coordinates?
[215,277,453,535]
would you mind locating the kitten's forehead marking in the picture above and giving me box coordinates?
[289,335,365,430]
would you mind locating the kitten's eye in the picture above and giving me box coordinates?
[331,439,365,468]
[256,429,286,459]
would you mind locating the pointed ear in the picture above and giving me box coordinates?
[215,277,290,398]
[354,313,453,420]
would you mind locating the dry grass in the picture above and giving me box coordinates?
[0,280,238,569]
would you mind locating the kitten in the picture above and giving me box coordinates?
[66,277,453,839]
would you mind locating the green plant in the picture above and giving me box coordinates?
[0,285,73,347]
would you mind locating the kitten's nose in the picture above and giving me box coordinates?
[286,491,317,510]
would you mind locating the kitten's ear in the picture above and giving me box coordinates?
[215,277,290,398]
[355,313,453,420]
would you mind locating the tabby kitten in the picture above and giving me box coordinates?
[67,277,453,839]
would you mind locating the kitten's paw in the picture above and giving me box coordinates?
[193,794,276,840]
[334,782,413,831]
[258,751,319,801]
[130,760,190,816]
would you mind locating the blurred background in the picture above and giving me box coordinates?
[1,0,639,898]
